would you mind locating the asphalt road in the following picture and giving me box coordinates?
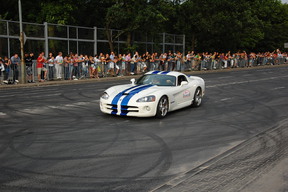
[0,66,288,192]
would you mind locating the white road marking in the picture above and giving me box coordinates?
[272,87,285,90]
[220,98,232,101]
[19,100,101,114]
[207,75,288,88]
[0,95,15,98]
[27,93,62,98]
[0,92,61,98]
[48,100,99,109]
[0,112,7,116]
[217,76,233,79]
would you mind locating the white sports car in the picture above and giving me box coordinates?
[100,71,205,118]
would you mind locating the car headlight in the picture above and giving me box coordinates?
[136,95,156,102]
[101,92,109,100]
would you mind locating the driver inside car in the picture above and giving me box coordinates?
[151,78,160,85]
[165,79,175,86]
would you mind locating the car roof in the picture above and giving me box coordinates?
[145,71,185,77]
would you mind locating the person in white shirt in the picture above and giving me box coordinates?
[48,56,55,80]
[55,52,63,79]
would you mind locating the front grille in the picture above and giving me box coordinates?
[106,104,117,113]
[121,106,139,112]
[107,104,139,113]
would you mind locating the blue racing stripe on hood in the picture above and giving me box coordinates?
[111,85,140,106]
[121,84,154,107]
[161,71,170,74]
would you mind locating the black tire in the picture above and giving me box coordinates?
[156,96,169,118]
[192,87,202,107]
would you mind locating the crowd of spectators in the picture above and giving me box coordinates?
[0,49,287,84]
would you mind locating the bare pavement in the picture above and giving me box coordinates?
[0,64,288,192]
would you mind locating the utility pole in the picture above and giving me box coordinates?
[19,0,26,84]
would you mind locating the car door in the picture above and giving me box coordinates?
[172,75,193,107]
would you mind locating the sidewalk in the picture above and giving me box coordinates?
[1,64,288,90]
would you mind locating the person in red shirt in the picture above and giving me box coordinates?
[37,52,47,82]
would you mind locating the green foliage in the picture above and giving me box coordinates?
[125,44,138,53]
[105,0,167,32]
[37,0,78,24]
[104,0,168,50]
[172,0,288,52]
[1,0,288,52]
[0,12,8,20]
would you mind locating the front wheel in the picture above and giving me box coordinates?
[192,88,202,107]
[156,96,169,118]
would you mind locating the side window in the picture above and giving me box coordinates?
[177,75,187,86]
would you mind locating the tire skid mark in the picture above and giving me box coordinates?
[8,124,121,161]
[151,119,288,192]
[205,81,280,133]
[1,67,288,192]
[121,125,173,178]
[0,129,31,159]
[0,123,173,191]
[1,125,124,190]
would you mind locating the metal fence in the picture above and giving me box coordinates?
[0,19,185,58]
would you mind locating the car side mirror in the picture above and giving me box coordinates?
[130,78,136,85]
[180,81,188,86]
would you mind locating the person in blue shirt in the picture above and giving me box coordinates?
[10,53,21,83]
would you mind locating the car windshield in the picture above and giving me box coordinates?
[136,74,176,86]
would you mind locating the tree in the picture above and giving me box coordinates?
[35,0,79,53]
[255,0,288,51]
[105,0,168,53]
[1,0,288,53]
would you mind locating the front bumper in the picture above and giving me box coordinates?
[100,98,157,117]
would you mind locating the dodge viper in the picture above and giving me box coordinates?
[100,71,205,118]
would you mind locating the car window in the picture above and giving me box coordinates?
[136,74,176,86]
[177,75,188,86]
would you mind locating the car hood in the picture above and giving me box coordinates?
[105,84,172,102]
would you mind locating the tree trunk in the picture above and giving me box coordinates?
[126,31,132,48]
[124,31,135,53]
[191,33,196,51]
[48,27,56,54]
[105,28,114,53]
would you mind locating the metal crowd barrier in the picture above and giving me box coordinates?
[1,56,287,85]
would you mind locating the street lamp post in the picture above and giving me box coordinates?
[19,0,26,84]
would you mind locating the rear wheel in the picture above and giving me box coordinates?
[156,96,169,118]
[192,88,202,107]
